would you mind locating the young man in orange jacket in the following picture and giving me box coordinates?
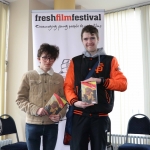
[64,25,127,150]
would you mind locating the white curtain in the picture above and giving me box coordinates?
[104,9,144,134]
[137,5,150,117]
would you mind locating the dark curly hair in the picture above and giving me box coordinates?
[37,43,59,60]
[81,25,99,40]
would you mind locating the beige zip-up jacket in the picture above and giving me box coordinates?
[16,67,67,125]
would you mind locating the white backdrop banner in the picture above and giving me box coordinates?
[32,9,104,150]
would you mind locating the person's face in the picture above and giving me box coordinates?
[38,52,55,72]
[82,32,99,55]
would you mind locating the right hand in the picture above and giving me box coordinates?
[83,77,101,84]
[36,108,49,116]
[74,101,94,109]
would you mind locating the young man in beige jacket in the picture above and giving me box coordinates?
[16,43,67,150]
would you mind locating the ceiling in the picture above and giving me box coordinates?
[6,0,150,12]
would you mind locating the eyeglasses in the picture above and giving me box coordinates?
[41,56,55,61]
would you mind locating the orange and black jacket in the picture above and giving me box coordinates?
[64,54,127,116]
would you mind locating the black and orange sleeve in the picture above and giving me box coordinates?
[64,60,78,105]
[105,57,127,92]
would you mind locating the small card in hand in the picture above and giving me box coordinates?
[45,93,67,115]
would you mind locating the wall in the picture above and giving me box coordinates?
[7,0,49,142]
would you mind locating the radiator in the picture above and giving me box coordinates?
[0,139,12,150]
[107,134,150,150]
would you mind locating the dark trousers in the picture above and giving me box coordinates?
[26,123,58,150]
[70,114,109,150]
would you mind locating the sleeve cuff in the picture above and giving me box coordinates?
[70,98,78,105]
[99,77,105,85]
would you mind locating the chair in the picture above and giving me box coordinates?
[106,117,113,150]
[118,114,150,150]
[0,114,28,150]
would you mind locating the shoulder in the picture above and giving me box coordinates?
[105,55,119,62]
[72,55,83,65]
[102,55,114,59]
[53,72,64,80]
[101,55,115,62]
[72,54,83,61]
[23,70,38,76]
[22,70,38,80]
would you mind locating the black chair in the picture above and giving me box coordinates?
[0,114,28,150]
[118,114,150,150]
[106,117,113,150]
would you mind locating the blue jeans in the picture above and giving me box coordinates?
[26,123,58,150]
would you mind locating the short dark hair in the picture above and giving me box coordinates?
[37,43,59,60]
[81,25,99,40]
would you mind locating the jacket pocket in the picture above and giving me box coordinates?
[30,80,42,95]
[50,81,60,93]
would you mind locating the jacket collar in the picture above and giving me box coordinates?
[82,47,106,58]
[35,66,54,76]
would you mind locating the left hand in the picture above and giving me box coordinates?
[83,77,101,84]
[49,114,60,122]
[74,101,94,109]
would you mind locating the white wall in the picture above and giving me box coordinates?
[7,0,49,142]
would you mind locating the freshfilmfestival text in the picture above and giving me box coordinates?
[35,14,101,21]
